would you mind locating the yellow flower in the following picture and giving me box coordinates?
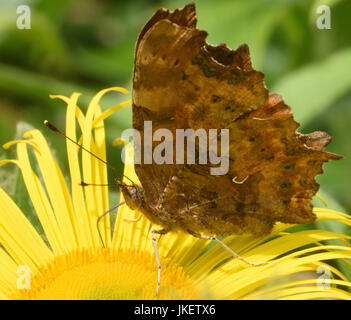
[0,87,351,300]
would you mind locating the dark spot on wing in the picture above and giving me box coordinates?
[308,160,317,165]
[280,182,290,188]
[286,149,297,156]
[212,95,221,103]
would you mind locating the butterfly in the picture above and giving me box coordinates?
[113,2,343,295]
[47,2,342,296]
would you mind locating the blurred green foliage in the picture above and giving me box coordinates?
[0,0,350,226]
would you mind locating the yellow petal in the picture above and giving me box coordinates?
[0,188,53,269]
[20,132,78,252]
[64,92,92,249]
[92,100,131,127]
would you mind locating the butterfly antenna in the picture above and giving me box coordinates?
[79,181,117,187]
[44,120,135,185]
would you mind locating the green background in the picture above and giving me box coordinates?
[0,0,350,243]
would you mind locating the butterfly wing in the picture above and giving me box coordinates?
[133,3,267,206]
[132,3,342,236]
[158,94,341,236]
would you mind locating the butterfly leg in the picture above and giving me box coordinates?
[189,231,266,266]
[97,201,126,247]
[151,228,168,296]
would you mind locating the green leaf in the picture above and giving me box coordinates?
[0,62,131,130]
[272,48,351,123]
[165,0,285,68]
[0,9,71,77]
[309,0,344,25]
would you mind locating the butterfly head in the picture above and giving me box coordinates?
[116,179,144,210]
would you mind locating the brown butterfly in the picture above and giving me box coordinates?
[115,2,342,295]
[46,2,342,296]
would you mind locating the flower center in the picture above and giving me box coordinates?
[13,248,202,300]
